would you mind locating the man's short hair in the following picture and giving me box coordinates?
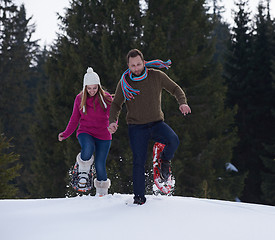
[126,49,144,63]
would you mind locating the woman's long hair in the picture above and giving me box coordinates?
[80,85,112,114]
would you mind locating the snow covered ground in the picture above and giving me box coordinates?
[1,194,275,240]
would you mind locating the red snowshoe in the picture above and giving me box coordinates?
[152,142,175,195]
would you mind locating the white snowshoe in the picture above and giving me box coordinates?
[71,153,94,193]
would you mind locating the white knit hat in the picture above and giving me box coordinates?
[83,67,101,89]
[82,67,107,110]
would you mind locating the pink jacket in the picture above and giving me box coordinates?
[61,92,112,140]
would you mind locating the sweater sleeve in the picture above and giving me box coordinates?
[160,71,187,105]
[61,96,81,139]
[109,81,125,124]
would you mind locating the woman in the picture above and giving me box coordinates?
[58,67,112,196]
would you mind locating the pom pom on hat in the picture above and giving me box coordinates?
[83,67,101,88]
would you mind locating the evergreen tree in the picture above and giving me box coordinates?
[31,0,142,197]
[261,143,275,205]
[0,1,39,197]
[0,133,22,199]
[224,0,275,204]
[142,0,242,200]
[96,0,143,194]
[28,48,63,198]
[211,0,231,64]
[251,3,275,205]
[223,0,254,202]
[0,1,17,126]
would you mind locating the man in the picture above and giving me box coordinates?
[108,49,191,205]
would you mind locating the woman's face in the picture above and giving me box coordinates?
[86,84,99,96]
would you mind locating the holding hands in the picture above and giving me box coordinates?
[108,123,118,134]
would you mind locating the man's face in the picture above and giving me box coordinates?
[128,55,145,76]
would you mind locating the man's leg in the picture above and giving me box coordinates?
[128,124,150,202]
[151,121,179,161]
[151,121,179,180]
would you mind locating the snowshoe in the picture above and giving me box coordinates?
[153,142,175,195]
[70,162,94,192]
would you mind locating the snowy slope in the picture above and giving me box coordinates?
[1,194,275,240]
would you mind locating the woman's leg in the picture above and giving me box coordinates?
[75,133,95,189]
[77,133,95,160]
[93,138,111,181]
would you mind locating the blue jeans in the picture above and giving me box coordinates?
[77,133,111,181]
[128,121,179,197]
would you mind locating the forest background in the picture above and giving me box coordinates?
[0,0,274,206]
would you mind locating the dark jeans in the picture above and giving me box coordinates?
[128,121,179,197]
[78,133,111,181]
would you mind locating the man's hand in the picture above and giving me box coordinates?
[108,122,118,134]
[179,104,191,116]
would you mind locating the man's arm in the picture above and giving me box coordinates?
[161,71,191,116]
[160,72,186,104]
[108,81,124,134]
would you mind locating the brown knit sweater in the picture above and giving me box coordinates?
[109,68,187,125]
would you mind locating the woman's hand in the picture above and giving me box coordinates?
[58,133,65,141]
